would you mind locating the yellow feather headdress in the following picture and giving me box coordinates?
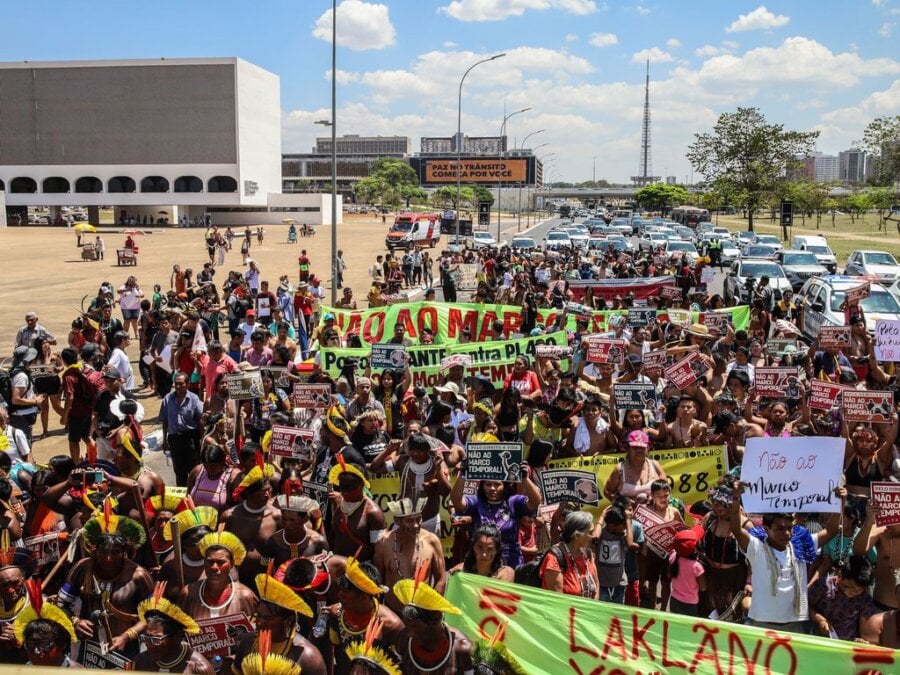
[138,582,201,634]
[241,630,302,675]
[199,531,247,566]
[255,573,313,617]
[344,615,401,675]
[392,560,461,615]
[162,504,219,542]
[327,453,370,489]
[14,579,77,646]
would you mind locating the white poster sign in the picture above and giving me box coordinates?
[875,319,900,362]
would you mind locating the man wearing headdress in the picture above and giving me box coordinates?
[261,494,326,567]
[178,532,258,621]
[13,579,81,668]
[223,462,281,586]
[345,616,402,675]
[157,505,218,599]
[309,407,366,488]
[374,499,445,615]
[0,543,34,664]
[327,459,385,561]
[133,584,214,673]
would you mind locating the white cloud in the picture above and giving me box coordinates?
[564,33,579,43]
[666,38,682,49]
[325,69,361,85]
[312,0,396,51]
[589,32,618,47]
[816,79,900,149]
[633,4,650,15]
[722,40,739,50]
[439,0,596,21]
[631,47,674,63]
[878,21,894,37]
[694,45,723,57]
[443,40,458,48]
[873,0,885,6]
[726,5,790,32]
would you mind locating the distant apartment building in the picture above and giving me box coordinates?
[315,134,411,156]
[666,176,677,185]
[420,135,507,155]
[814,154,839,183]
[839,148,868,184]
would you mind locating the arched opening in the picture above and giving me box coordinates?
[141,176,170,193]
[42,177,70,193]
[10,177,37,193]
[208,175,238,193]
[0,179,5,191]
[108,176,136,193]
[75,176,103,193]
[174,175,203,193]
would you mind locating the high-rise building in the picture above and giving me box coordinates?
[315,134,411,156]
[814,153,839,183]
[666,176,677,185]
[839,148,867,184]
[420,135,507,155]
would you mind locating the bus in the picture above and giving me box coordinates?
[671,206,710,227]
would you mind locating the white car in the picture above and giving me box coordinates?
[720,241,741,263]
[663,240,700,262]
[565,227,590,250]
[845,250,900,282]
[544,230,572,249]
[509,235,537,252]
[753,234,784,254]
[800,276,900,339]
[638,232,671,252]
[468,231,502,249]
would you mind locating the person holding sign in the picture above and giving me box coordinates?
[853,498,900,611]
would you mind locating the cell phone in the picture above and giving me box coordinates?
[71,470,84,487]
[85,470,104,486]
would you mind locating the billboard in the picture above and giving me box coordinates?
[412,156,536,186]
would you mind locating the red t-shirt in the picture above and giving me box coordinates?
[539,548,598,597]
[504,370,540,398]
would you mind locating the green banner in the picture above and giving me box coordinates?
[320,331,570,390]
[323,301,750,345]
[445,573,899,675]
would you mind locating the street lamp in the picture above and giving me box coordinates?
[455,53,506,246]
[520,129,545,149]
[497,107,531,241]
[325,0,339,305]
[516,129,544,231]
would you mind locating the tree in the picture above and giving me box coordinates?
[860,116,900,186]
[868,187,896,231]
[431,186,474,209]
[634,183,688,214]
[472,186,494,208]
[686,107,818,232]
[399,185,426,208]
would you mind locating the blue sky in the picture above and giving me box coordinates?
[2,1,899,182]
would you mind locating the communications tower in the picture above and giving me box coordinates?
[631,57,660,187]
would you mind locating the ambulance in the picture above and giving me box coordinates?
[385,213,441,251]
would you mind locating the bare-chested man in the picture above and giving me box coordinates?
[854,501,900,610]
[862,584,900,647]
[375,498,445,615]
[157,507,217,601]
[222,464,281,585]
[260,494,327,567]
[178,532,258,621]
[327,460,385,562]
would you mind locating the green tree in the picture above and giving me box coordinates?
[399,185,427,208]
[472,186,494,208]
[431,186,474,209]
[860,116,900,186]
[634,183,689,214]
[686,107,818,232]
[868,187,897,231]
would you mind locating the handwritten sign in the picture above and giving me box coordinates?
[613,383,658,411]
[818,326,851,348]
[292,383,331,409]
[535,344,573,359]
[871,482,900,527]
[369,343,407,370]
[808,380,847,411]
[627,308,656,328]
[269,424,316,459]
[846,281,871,305]
[226,371,263,400]
[664,351,701,390]
[642,350,668,376]
[440,354,472,372]
[586,338,627,365]
[766,338,797,356]
[700,312,730,336]
[755,367,801,398]
[78,640,132,669]
[740,437,844,513]
[843,390,893,423]
[30,363,57,378]
[188,613,254,660]
[539,469,600,505]
[875,319,900,362]
[660,285,683,301]
[466,442,524,482]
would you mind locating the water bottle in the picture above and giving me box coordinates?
[312,610,328,639]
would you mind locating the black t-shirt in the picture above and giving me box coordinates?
[351,430,391,462]
[94,390,121,430]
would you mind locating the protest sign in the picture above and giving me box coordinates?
[642,349,668,375]
[613,382,658,411]
[440,353,472,371]
[818,325,851,348]
[466,443,524,482]
[369,343,407,370]
[740,437,843,513]
[700,266,715,284]
[539,469,600,505]
[666,308,693,327]
[535,344,573,359]
[627,308,656,328]
[29,363,57,378]
[586,338,627,365]
[664,351,701,390]
[700,312,730,336]
[645,520,690,558]
[79,640,132,669]
[875,319,900,362]
[843,390,893,423]
[291,383,332,409]
[565,301,594,317]
[633,504,665,530]
[846,281,871,305]
[225,371,263,400]
[766,338,797,356]
[871,482,900,527]
[754,367,801,398]
[188,613,254,660]
[653,254,667,268]
[265,366,295,390]
[660,285,683,300]
[808,379,847,410]
[453,263,479,291]
[269,425,316,459]
[23,532,60,567]
[302,480,329,514]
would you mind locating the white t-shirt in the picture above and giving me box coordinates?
[745,535,808,623]
[11,372,38,416]
[107,348,135,391]
[118,286,144,311]
[2,426,31,461]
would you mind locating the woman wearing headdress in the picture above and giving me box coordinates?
[345,616,402,675]
[157,505,218,600]
[177,532,258,621]
[13,579,80,667]
[132,583,214,673]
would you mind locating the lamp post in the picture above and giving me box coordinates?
[497,107,530,241]
[318,0,339,305]
[455,53,505,247]
[516,130,544,232]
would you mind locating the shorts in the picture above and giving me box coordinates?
[67,414,92,442]
[122,308,140,320]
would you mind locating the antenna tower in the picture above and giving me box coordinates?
[631,57,660,186]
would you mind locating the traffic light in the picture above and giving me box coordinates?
[780,200,793,227]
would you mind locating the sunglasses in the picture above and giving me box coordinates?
[139,634,171,646]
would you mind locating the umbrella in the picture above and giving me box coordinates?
[74,224,97,233]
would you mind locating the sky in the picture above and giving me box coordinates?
[2,1,899,184]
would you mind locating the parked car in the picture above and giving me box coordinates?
[724,259,791,308]
[753,234,784,254]
[638,232,671,252]
[734,231,756,249]
[778,250,828,291]
[604,234,634,253]
[711,227,732,239]
[743,244,781,260]
[720,241,741,264]
[509,235,537,252]
[845,250,900,282]
[792,235,837,272]
[798,276,900,338]
[608,219,633,236]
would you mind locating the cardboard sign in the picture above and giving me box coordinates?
[755,367,801,398]
[269,424,316,459]
[440,354,472,372]
[539,469,600,505]
[566,301,594,317]
[766,338,797,356]
[23,532,60,567]
[664,351,701,390]
[843,390,893,423]
[226,371,263,400]
[613,382,658,411]
[875,319,900,362]
[78,640,132,669]
[808,379,847,411]
[291,383,332,409]
[627,308,656,328]
[370,343,407,370]
[846,281,871,305]
[871,482,900,527]
[660,285,683,300]
[535,344,573,359]
[188,613,254,660]
[466,442,524,482]
[818,326,851,348]
[740,437,844,513]
[586,338,627,365]
[700,312,730,336]
[303,480,329,513]
[642,350,668,375]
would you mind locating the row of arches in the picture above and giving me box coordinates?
[0,175,238,194]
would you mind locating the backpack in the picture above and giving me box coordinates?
[513,544,566,587]
[0,368,30,411]
[73,368,100,407]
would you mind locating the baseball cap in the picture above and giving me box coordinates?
[12,346,37,364]
[245,310,256,317]
[101,365,121,380]
[627,430,650,447]
[324,313,335,321]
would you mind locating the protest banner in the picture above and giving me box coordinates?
[453,263,479,291]
[740,437,844,513]
[627,308,656,328]
[188,613,254,661]
[567,276,677,302]
[535,344,573,359]
[660,285,683,300]
[79,640,132,669]
[445,574,893,675]
[586,338,627,365]
[369,343,407,370]
[700,312,730,336]
[269,424,316,459]
[642,349,668,376]
[843,390,894,423]
[664,351,701,390]
[538,469,600,505]
[818,325,851,348]
[846,281,871,305]
[875,319,900,362]
[225,371,263,400]
[871,482,900,527]
[808,379,847,410]
[613,382,658,411]
[291,383,332,409]
[23,532,60,567]
[754,367,801,398]
[466,443,524,482]
[766,337,797,356]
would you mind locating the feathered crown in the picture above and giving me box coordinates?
[344,615,402,675]
[325,406,350,438]
[255,573,313,617]
[233,458,277,500]
[0,530,35,577]
[199,531,247,566]
[386,497,427,520]
[241,630,302,675]
[13,579,77,645]
[345,553,386,596]
[82,496,146,551]
[327,453,370,489]
[144,488,188,520]
[162,503,219,542]
[471,623,528,675]
[392,560,460,615]
[137,582,201,634]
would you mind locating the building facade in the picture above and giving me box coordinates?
[315,135,411,156]
[839,149,868,184]
[420,135,507,155]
